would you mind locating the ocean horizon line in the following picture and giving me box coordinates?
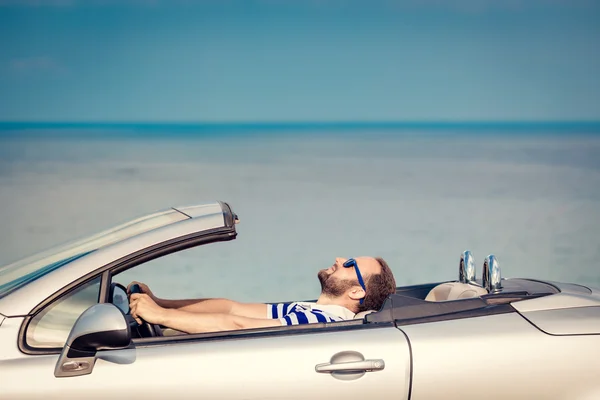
[0,121,600,140]
[1,120,599,137]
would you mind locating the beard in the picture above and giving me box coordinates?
[318,269,359,298]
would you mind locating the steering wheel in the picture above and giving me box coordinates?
[124,283,162,338]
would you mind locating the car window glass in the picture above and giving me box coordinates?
[0,209,187,299]
[113,238,318,305]
[25,277,101,348]
[114,241,260,302]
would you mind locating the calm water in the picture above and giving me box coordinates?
[1,124,599,302]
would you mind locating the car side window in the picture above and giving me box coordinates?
[25,277,101,349]
[113,241,262,302]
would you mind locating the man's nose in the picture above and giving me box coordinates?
[335,257,347,266]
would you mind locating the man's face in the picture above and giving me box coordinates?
[318,257,382,298]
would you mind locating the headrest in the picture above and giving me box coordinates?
[354,310,376,319]
[425,282,488,302]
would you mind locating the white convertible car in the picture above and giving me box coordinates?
[0,201,599,399]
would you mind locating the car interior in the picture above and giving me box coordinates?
[362,253,559,327]
[109,251,560,341]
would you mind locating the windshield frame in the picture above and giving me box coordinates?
[0,208,189,299]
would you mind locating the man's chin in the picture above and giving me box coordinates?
[317,270,329,287]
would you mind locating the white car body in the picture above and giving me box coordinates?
[0,201,598,399]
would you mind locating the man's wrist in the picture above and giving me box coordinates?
[156,307,171,326]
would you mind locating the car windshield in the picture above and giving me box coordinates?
[0,209,188,299]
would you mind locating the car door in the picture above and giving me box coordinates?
[3,324,411,400]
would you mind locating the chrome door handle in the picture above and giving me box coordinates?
[315,359,385,373]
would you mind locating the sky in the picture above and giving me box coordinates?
[1,0,599,122]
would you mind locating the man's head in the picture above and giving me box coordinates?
[318,256,396,314]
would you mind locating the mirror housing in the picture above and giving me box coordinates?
[55,303,131,378]
[459,250,476,284]
[482,254,502,293]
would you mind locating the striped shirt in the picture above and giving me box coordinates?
[266,302,356,326]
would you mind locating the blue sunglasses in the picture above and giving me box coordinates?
[343,258,367,305]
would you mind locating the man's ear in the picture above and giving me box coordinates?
[347,286,365,302]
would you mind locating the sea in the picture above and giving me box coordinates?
[1,122,599,303]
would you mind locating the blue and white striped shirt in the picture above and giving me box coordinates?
[266,302,356,326]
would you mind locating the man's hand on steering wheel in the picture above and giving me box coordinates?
[129,293,167,326]
[126,282,164,337]
[127,281,160,303]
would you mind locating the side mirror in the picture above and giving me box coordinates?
[54,303,131,378]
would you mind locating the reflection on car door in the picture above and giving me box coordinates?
[7,325,411,399]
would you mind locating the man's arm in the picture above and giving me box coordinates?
[130,294,281,334]
[128,282,268,318]
[160,310,282,334]
[175,299,269,319]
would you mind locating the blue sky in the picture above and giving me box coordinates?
[1,0,599,122]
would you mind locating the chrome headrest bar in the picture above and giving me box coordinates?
[482,254,502,293]
[459,250,476,284]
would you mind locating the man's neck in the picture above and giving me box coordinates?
[316,294,355,313]
[316,294,335,306]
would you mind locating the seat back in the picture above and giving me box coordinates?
[425,282,488,302]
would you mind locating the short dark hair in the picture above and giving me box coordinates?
[357,257,396,313]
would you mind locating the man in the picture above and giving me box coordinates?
[128,256,396,334]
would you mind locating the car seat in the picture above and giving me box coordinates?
[424,282,488,301]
